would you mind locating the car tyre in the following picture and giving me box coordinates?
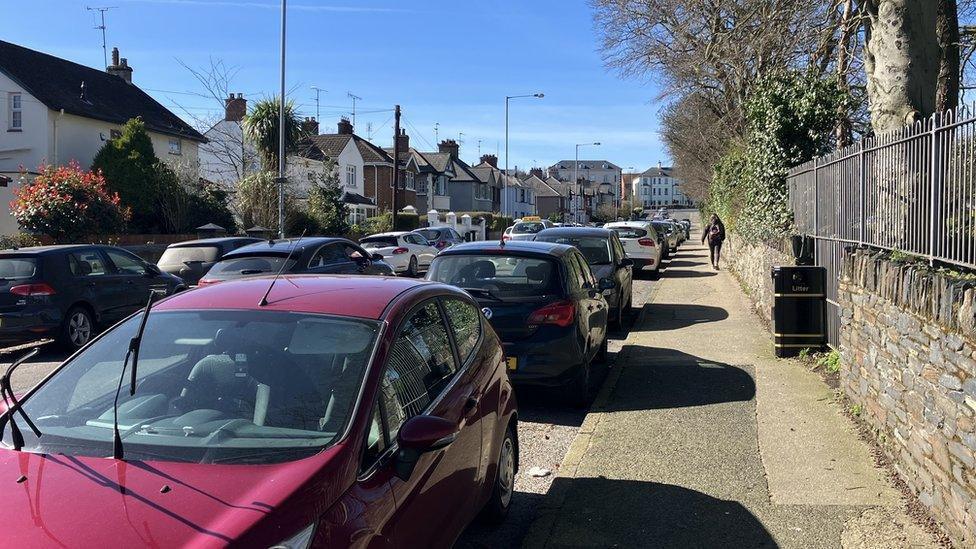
[482,426,517,524]
[567,357,592,408]
[596,336,609,363]
[60,306,94,350]
[406,255,419,277]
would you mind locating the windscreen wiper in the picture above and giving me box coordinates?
[0,345,46,451]
[462,287,502,301]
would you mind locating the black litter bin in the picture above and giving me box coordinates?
[771,266,827,358]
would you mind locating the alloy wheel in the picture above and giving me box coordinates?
[498,436,515,507]
[69,311,92,346]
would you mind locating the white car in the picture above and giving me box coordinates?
[359,231,438,276]
[503,220,552,241]
[605,221,664,277]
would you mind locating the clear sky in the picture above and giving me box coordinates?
[5,0,669,172]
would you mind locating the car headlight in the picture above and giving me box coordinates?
[269,523,316,549]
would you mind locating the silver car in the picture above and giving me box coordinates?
[504,220,552,241]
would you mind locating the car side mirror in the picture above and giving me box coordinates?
[599,277,615,291]
[371,252,384,262]
[144,264,161,277]
[395,415,458,480]
[620,258,634,268]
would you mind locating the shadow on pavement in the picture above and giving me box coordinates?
[537,477,776,549]
[661,268,717,279]
[600,346,755,412]
[665,259,706,269]
[455,491,547,549]
[637,303,729,331]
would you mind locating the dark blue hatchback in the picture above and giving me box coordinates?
[427,240,609,405]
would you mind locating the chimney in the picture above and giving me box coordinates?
[337,117,354,135]
[106,47,133,84]
[657,160,663,170]
[529,167,544,179]
[224,93,247,122]
[301,117,319,136]
[395,128,410,155]
[480,154,498,168]
[438,139,459,159]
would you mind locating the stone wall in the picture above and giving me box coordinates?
[723,233,793,323]
[839,248,976,546]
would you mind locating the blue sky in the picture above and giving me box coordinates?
[5,0,669,171]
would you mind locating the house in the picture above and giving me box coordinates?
[471,154,503,212]
[502,171,535,220]
[411,147,454,213]
[549,159,622,210]
[0,41,206,235]
[633,163,693,209]
[198,93,260,189]
[430,140,491,213]
[523,171,569,220]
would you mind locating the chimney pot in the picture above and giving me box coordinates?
[106,47,133,84]
[480,154,498,168]
[395,130,410,155]
[337,117,354,135]
[438,139,459,159]
[301,117,319,136]
[111,47,120,67]
[224,92,247,122]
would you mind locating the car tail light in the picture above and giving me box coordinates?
[435,241,447,249]
[527,300,576,328]
[392,247,409,254]
[638,238,656,247]
[502,235,511,241]
[10,283,56,296]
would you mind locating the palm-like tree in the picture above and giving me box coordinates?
[243,97,306,172]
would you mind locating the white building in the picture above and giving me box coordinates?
[632,164,692,209]
[0,41,206,235]
[549,159,622,207]
[503,172,535,219]
[198,93,259,188]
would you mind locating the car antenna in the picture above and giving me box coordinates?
[0,343,49,451]
[109,289,163,460]
[259,229,306,307]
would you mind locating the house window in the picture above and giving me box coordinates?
[436,176,447,196]
[417,175,428,194]
[405,171,416,191]
[8,93,22,131]
[168,138,182,155]
[346,165,357,188]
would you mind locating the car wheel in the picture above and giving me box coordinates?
[482,426,516,524]
[61,306,94,350]
[567,356,592,408]
[406,256,418,277]
[610,301,623,330]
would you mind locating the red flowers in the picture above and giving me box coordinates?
[11,163,130,243]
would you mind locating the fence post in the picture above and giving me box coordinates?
[813,157,819,237]
[858,141,865,246]
[929,113,939,266]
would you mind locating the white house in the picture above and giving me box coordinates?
[632,163,693,209]
[503,172,535,219]
[198,93,260,188]
[0,41,206,235]
[549,159,622,209]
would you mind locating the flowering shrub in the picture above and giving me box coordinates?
[10,163,130,243]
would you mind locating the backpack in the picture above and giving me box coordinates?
[708,224,721,243]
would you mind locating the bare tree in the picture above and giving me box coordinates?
[937,0,961,112]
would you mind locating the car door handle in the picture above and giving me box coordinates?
[463,395,480,417]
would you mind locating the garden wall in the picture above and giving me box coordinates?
[839,248,976,546]
[723,233,793,323]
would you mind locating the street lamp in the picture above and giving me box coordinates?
[504,93,544,217]
[277,0,287,238]
[574,142,600,223]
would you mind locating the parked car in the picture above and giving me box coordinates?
[0,245,184,349]
[413,226,465,250]
[667,219,687,244]
[360,231,439,277]
[199,237,394,286]
[504,220,551,241]
[428,240,609,405]
[605,221,665,277]
[157,237,261,285]
[534,227,633,329]
[678,219,692,240]
[652,220,681,253]
[0,275,518,547]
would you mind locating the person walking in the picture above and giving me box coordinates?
[702,214,726,269]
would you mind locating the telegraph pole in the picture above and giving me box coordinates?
[86,6,117,68]
[392,105,401,230]
[277,0,287,238]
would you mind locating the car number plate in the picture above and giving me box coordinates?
[506,357,517,371]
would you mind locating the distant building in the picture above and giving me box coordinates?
[0,40,206,235]
[549,160,622,222]
[632,163,692,209]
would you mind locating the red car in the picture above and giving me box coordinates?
[0,275,518,548]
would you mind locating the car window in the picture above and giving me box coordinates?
[416,229,441,241]
[609,226,647,239]
[429,255,562,297]
[344,244,367,261]
[384,301,458,421]
[309,243,349,267]
[104,249,146,275]
[158,246,220,266]
[0,257,37,279]
[576,253,596,286]
[67,251,107,277]
[564,254,584,292]
[513,222,545,234]
[443,298,481,364]
[206,255,297,280]
[360,236,399,249]
[535,235,612,265]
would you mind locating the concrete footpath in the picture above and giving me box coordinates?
[523,240,939,548]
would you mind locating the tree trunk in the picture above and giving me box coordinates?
[936,0,960,113]
[862,0,940,133]
[835,0,855,147]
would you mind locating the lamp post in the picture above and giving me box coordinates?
[277,0,287,238]
[504,93,544,217]
[574,142,600,224]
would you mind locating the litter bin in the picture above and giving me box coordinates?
[771,266,826,358]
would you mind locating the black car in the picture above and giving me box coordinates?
[199,237,395,285]
[413,227,465,250]
[157,237,261,285]
[534,227,633,329]
[427,240,609,405]
[652,220,680,255]
[0,245,184,349]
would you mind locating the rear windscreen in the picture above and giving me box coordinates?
[206,256,297,280]
[535,236,612,265]
[513,222,545,234]
[360,236,399,248]
[415,229,441,240]
[158,246,220,266]
[429,255,561,297]
[609,227,647,239]
[652,222,672,233]
[0,258,37,280]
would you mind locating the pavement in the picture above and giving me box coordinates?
[522,237,939,548]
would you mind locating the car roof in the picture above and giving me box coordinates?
[439,240,575,256]
[155,275,437,320]
[364,232,408,238]
[0,244,111,256]
[535,227,613,238]
[166,237,261,248]
[605,221,651,228]
[222,237,349,257]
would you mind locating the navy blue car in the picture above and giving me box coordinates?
[427,240,610,405]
